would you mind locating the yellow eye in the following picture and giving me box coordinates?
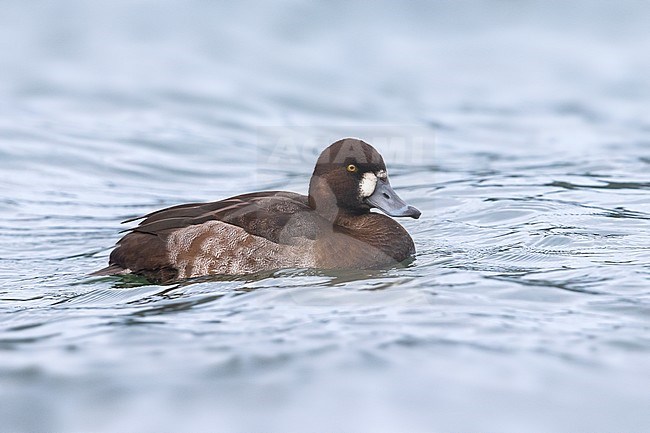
[346,164,358,173]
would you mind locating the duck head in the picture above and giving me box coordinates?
[308,138,421,220]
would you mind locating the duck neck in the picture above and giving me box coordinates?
[308,175,339,222]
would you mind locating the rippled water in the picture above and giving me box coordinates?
[1,1,650,432]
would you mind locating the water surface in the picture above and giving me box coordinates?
[1,1,650,432]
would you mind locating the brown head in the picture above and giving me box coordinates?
[308,138,421,220]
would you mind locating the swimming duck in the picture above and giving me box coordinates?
[94,138,420,282]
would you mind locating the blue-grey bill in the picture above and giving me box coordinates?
[366,180,421,219]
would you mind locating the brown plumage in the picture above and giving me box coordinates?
[93,138,421,283]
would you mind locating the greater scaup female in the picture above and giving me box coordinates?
[94,138,420,282]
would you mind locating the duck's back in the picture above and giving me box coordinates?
[96,191,321,282]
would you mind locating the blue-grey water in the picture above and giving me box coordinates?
[1,1,650,432]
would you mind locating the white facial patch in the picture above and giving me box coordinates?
[359,172,378,198]
[376,170,387,180]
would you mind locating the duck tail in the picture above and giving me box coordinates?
[89,264,130,277]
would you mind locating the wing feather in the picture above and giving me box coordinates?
[123,191,313,243]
